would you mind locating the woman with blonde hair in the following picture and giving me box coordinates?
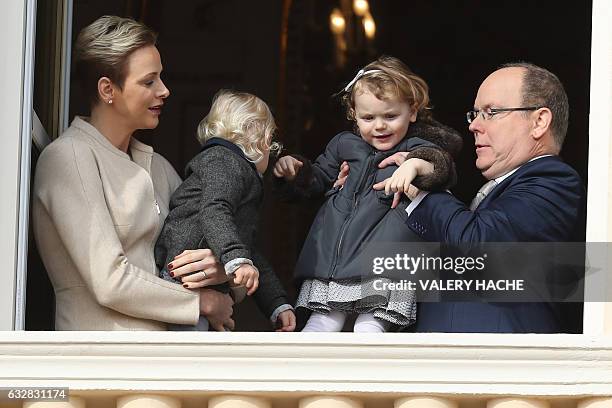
[33,15,233,331]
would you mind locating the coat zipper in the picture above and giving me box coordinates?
[330,151,377,279]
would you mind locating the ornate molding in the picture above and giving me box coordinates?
[1,332,612,396]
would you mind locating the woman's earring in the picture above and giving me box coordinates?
[108,99,113,104]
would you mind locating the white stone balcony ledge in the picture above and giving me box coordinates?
[1,332,612,398]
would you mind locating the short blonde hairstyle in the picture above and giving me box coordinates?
[197,90,279,163]
[74,15,157,105]
[341,55,432,122]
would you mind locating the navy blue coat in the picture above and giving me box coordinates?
[277,120,462,282]
[407,156,585,333]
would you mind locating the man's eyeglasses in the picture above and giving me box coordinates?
[466,106,543,124]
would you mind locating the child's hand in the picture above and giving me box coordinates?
[273,156,303,181]
[232,264,259,295]
[372,158,433,207]
[384,159,418,196]
[275,310,297,332]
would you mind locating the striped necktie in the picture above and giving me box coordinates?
[469,179,498,210]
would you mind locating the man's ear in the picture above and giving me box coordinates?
[97,77,114,104]
[531,107,553,140]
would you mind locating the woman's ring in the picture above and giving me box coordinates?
[203,270,208,278]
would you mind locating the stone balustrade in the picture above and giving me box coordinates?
[1,332,611,408]
[10,395,612,408]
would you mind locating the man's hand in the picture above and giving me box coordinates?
[168,249,228,289]
[199,289,234,331]
[233,264,259,296]
[333,161,350,189]
[273,156,303,181]
[275,310,297,332]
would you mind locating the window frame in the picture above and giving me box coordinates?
[9,0,612,335]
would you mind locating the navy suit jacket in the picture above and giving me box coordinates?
[407,156,585,333]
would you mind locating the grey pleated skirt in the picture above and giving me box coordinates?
[295,277,417,327]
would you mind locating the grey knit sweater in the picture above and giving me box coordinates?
[155,138,290,319]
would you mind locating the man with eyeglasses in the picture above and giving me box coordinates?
[371,62,585,333]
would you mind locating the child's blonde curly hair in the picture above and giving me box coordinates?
[197,90,281,163]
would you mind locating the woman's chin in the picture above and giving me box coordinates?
[142,118,160,130]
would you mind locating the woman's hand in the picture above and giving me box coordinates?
[168,249,228,289]
[275,309,297,332]
[273,156,303,181]
[233,264,259,296]
[199,288,234,331]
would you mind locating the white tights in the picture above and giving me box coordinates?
[301,310,389,333]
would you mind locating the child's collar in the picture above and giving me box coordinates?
[201,137,259,175]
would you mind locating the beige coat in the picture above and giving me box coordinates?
[33,117,200,330]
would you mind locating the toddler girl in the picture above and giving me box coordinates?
[274,56,462,332]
